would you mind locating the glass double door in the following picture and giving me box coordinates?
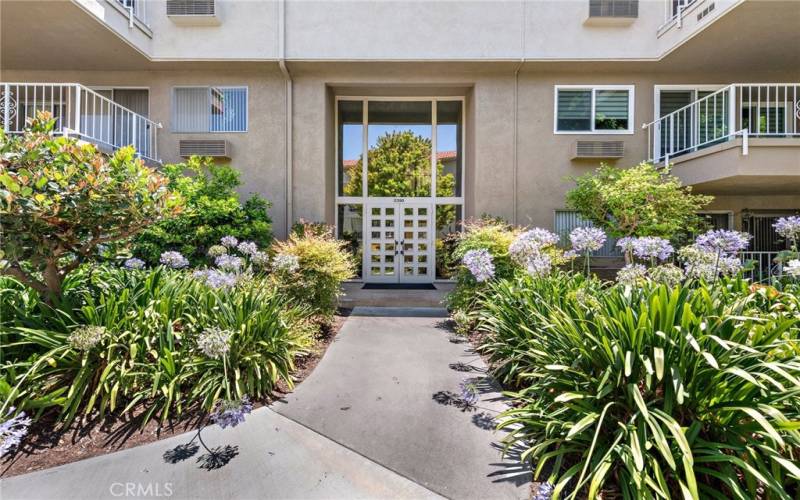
[365,201,434,283]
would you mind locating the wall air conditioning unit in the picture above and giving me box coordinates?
[585,0,638,25]
[179,139,230,158]
[167,0,220,25]
[572,140,625,159]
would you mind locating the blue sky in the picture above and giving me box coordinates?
[342,124,458,160]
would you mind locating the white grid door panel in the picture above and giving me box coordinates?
[364,202,434,283]
[398,204,434,283]
[365,204,399,282]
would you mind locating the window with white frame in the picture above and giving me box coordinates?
[554,86,634,133]
[172,86,247,132]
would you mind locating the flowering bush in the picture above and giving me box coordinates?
[270,224,355,321]
[0,114,181,298]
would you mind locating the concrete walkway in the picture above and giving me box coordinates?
[0,407,441,500]
[273,307,531,499]
[1,307,530,500]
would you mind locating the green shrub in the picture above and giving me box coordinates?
[566,162,713,241]
[270,224,355,321]
[0,113,181,299]
[0,266,313,426]
[479,277,800,499]
[132,157,272,266]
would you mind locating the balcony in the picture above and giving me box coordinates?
[1,83,160,164]
[644,83,800,194]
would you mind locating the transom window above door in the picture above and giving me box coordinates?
[336,98,463,199]
[554,85,634,134]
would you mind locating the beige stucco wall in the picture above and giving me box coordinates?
[2,67,289,237]
[4,62,799,240]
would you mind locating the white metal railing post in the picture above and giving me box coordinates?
[132,114,138,157]
[73,84,81,137]
[3,83,9,132]
[742,128,749,155]
[728,85,737,138]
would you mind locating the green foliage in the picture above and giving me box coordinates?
[0,267,313,427]
[445,217,519,313]
[566,162,713,240]
[132,156,272,266]
[0,113,181,298]
[270,224,355,321]
[478,276,800,499]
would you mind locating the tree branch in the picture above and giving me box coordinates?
[0,265,48,294]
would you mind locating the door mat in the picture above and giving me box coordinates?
[362,283,437,290]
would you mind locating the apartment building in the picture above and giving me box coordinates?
[1,0,798,283]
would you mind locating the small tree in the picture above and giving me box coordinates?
[566,162,713,240]
[0,113,182,299]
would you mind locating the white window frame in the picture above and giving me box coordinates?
[171,85,249,133]
[553,84,635,135]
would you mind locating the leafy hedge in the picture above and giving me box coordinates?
[132,157,272,267]
[476,275,800,499]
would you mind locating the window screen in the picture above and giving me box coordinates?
[556,90,592,131]
[173,87,247,132]
[594,90,629,130]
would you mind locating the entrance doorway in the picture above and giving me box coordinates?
[365,201,434,283]
[335,97,465,283]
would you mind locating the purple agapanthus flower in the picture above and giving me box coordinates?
[220,236,239,248]
[616,236,637,253]
[1,407,32,457]
[462,249,495,282]
[236,241,259,256]
[509,228,559,264]
[211,396,253,429]
[526,253,552,278]
[695,229,750,255]
[774,216,800,244]
[632,236,674,262]
[532,482,554,500]
[193,269,238,290]
[214,254,243,272]
[160,251,189,269]
[123,257,145,270]
[460,381,479,406]
[570,227,607,253]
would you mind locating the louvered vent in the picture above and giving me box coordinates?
[179,140,229,158]
[572,140,625,159]
[167,0,215,16]
[588,0,638,18]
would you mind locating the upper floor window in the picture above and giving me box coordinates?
[173,86,247,133]
[554,85,634,134]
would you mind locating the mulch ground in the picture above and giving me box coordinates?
[0,309,352,479]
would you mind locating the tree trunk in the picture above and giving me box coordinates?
[42,259,63,303]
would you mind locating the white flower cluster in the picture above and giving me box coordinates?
[272,254,300,273]
[159,251,189,269]
[509,228,559,278]
[570,227,607,254]
[616,264,647,287]
[785,259,800,278]
[197,327,232,359]
[68,325,106,351]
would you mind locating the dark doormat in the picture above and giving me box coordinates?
[362,283,437,290]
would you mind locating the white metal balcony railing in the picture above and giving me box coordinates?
[116,0,149,27]
[644,83,800,163]
[740,251,785,284]
[1,83,160,163]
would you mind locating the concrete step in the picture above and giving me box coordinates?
[339,282,453,308]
